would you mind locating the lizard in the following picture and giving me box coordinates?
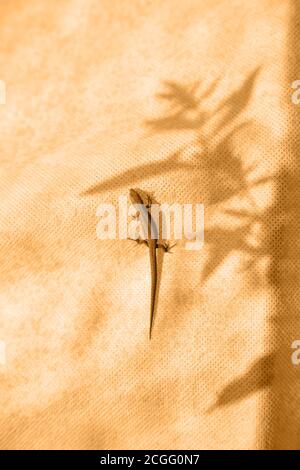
[129,188,174,339]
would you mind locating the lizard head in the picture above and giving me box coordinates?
[129,188,147,205]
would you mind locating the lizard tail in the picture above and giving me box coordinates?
[149,281,156,340]
[149,249,157,340]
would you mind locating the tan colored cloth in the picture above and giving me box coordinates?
[0,0,299,449]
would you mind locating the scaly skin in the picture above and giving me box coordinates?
[129,188,170,339]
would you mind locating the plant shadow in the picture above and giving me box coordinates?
[82,69,284,423]
[83,69,275,286]
[207,353,275,413]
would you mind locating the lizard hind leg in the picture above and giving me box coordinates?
[128,236,149,247]
[158,241,176,253]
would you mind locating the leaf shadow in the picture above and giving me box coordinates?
[81,68,264,210]
[82,68,278,286]
[207,353,275,413]
[141,68,278,284]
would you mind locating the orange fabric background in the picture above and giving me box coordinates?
[0,0,299,449]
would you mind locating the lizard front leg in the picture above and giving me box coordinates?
[157,241,176,253]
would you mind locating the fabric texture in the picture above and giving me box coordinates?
[0,0,299,450]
